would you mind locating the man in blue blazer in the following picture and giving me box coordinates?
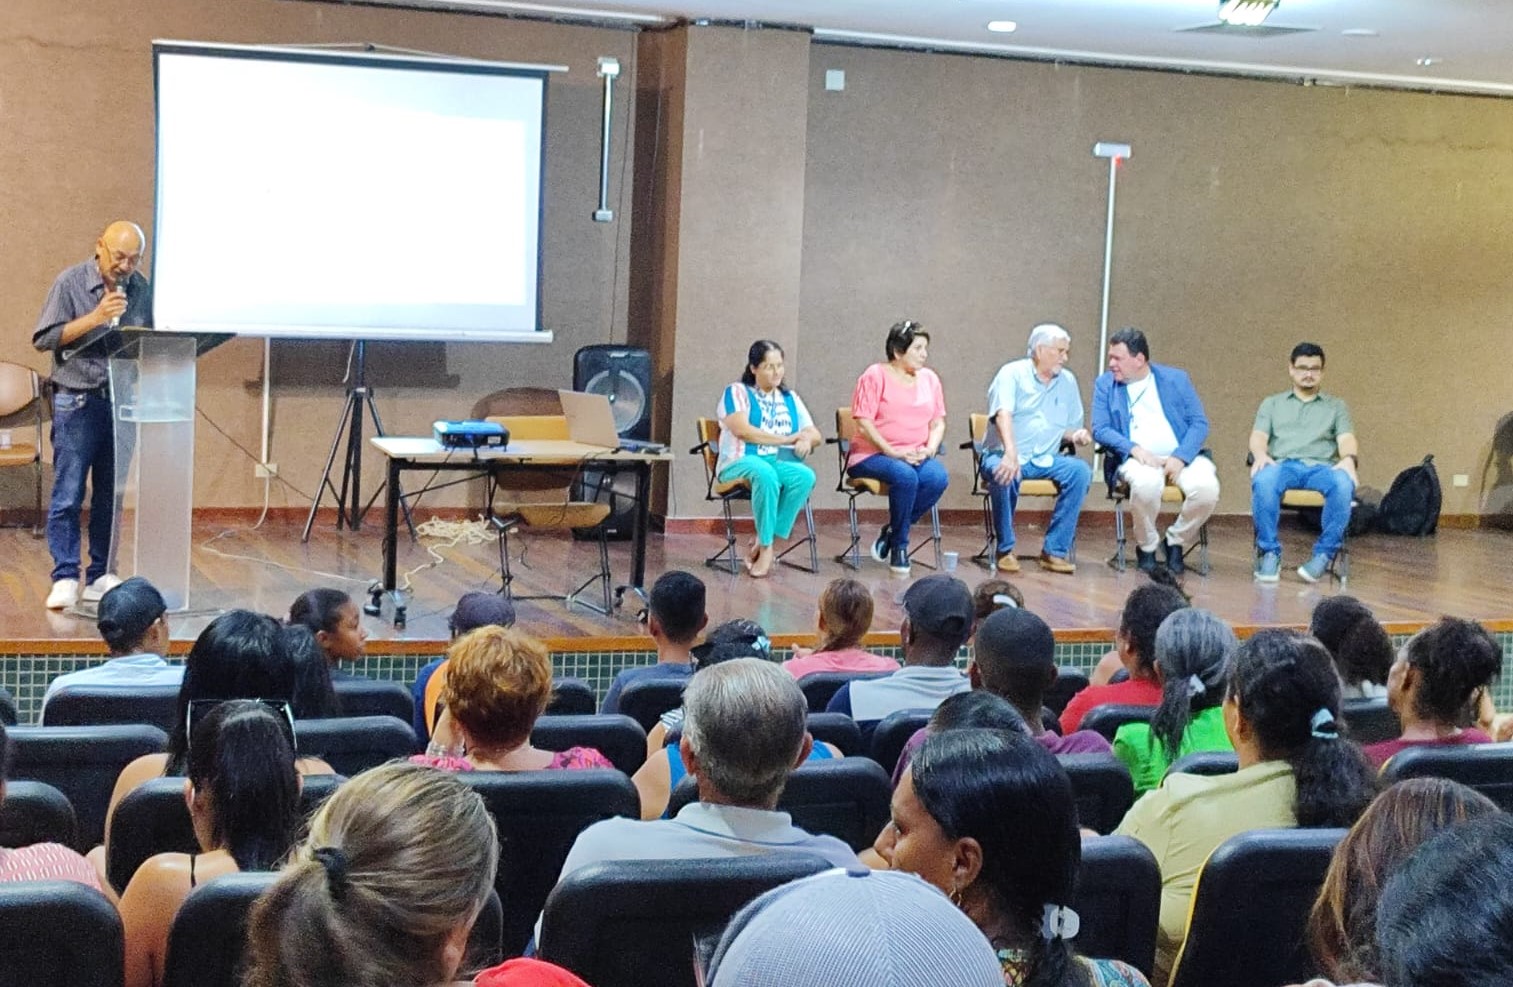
[1091,328,1219,574]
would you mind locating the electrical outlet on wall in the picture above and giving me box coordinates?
[1452,474,1469,488]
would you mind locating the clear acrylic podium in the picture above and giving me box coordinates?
[108,329,230,611]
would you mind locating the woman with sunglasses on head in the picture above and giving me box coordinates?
[120,699,302,987]
[716,340,825,579]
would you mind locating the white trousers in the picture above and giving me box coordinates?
[1118,455,1220,550]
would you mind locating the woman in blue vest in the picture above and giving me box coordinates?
[717,340,823,578]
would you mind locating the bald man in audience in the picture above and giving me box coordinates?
[33,221,153,611]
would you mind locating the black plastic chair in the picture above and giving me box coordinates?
[1341,698,1400,745]
[0,685,18,726]
[1380,742,1513,811]
[531,714,648,774]
[6,724,168,850]
[458,770,640,959]
[539,853,834,987]
[1074,835,1162,977]
[546,678,597,716]
[0,780,77,850]
[108,774,345,893]
[1166,751,1239,779]
[42,683,181,732]
[797,671,892,713]
[294,716,418,776]
[869,708,933,776]
[806,712,864,757]
[667,757,893,851]
[1168,828,1346,987]
[1042,707,1063,735]
[162,871,503,987]
[1080,704,1154,742]
[330,676,412,721]
[1059,754,1135,835]
[1046,667,1090,716]
[615,679,689,733]
[0,880,123,987]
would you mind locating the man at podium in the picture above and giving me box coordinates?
[32,220,153,610]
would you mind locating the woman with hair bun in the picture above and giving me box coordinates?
[782,577,898,679]
[1362,616,1500,766]
[1309,596,1393,700]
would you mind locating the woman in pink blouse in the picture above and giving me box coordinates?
[846,320,949,575]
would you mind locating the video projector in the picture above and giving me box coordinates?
[434,420,509,450]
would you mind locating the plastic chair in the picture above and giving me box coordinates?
[1046,667,1090,716]
[1246,452,1354,584]
[0,361,46,535]
[1074,835,1162,977]
[805,711,864,756]
[1079,704,1154,742]
[0,880,123,987]
[0,780,77,850]
[1099,446,1213,575]
[615,678,689,733]
[293,716,417,777]
[1165,751,1239,779]
[545,678,597,716]
[828,407,942,570]
[1381,742,1513,811]
[961,412,1072,566]
[0,686,16,726]
[691,417,818,575]
[530,714,648,774]
[1341,698,1400,745]
[330,675,412,721]
[796,671,891,713]
[1059,754,1135,835]
[42,684,180,732]
[5,723,168,850]
[868,708,932,776]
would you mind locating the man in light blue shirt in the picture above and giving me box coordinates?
[42,577,182,713]
[980,324,1092,574]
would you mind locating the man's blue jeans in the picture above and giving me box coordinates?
[847,454,949,551]
[47,389,115,583]
[1251,459,1355,558]
[979,451,1091,559]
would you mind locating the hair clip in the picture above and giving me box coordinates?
[1186,674,1206,698]
[1310,707,1339,740]
[991,594,1019,610]
[313,846,351,900]
[1040,903,1081,941]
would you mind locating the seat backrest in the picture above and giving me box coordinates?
[488,414,579,500]
[539,853,834,987]
[1080,704,1154,742]
[530,714,648,774]
[0,686,16,726]
[43,684,181,732]
[488,414,571,441]
[1046,667,1090,716]
[0,362,39,419]
[805,712,863,756]
[329,676,412,722]
[1381,743,1513,811]
[1168,828,1346,987]
[693,418,722,491]
[796,671,892,713]
[0,879,124,987]
[471,386,563,420]
[293,716,417,777]
[1165,751,1239,780]
[6,724,168,849]
[667,758,892,851]
[832,406,855,487]
[1074,835,1161,977]
[459,770,640,958]
[969,411,990,446]
[0,780,77,850]
[1059,754,1136,835]
[616,679,688,733]
[869,708,933,776]
[1341,698,1401,745]
[545,678,598,716]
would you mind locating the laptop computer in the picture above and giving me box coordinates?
[558,390,665,452]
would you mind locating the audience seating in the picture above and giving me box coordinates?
[869,708,932,776]
[1046,667,1090,716]
[1080,704,1154,742]
[1167,827,1346,987]
[830,406,943,571]
[1341,698,1400,745]
[41,684,179,732]
[539,853,834,987]
[1041,708,1063,735]
[107,774,345,893]
[1100,446,1213,576]
[546,677,597,716]
[1380,742,1513,811]
[531,714,647,774]
[1165,751,1239,779]
[796,671,891,713]
[961,413,1073,566]
[0,780,77,850]
[1059,754,1135,835]
[0,880,124,987]
[615,679,688,733]
[6,723,168,850]
[458,769,640,958]
[1074,835,1162,977]
[293,716,417,777]
[330,675,412,721]
[691,417,819,575]
[667,757,893,851]
[161,871,503,987]
[0,686,16,726]
[805,711,864,756]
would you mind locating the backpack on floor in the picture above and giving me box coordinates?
[1375,455,1442,536]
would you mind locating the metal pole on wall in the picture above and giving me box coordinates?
[594,57,621,223]
[1092,141,1131,360]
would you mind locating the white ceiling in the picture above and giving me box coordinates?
[412,0,1513,94]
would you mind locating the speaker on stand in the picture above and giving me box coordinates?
[572,345,651,540]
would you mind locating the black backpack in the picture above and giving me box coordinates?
[1375,455,1442,536]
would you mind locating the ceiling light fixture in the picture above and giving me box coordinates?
[1217,0,1278,27]
[986,20,1017,33]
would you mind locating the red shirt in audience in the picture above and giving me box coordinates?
[1362,729,1492,768]
[1059,679,1164,734]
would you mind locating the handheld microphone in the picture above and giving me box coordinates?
[108,280,127,329]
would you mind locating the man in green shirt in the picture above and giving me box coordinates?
[1248,343,1359,583]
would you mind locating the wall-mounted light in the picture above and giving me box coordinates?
[1217,0,1279,27]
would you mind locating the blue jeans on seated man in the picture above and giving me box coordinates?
[1251,459,1355,559]
[847,453,949,551]
[979,451,1091,560]
[47,390,116,583]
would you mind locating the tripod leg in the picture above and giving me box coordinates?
[337,387,366,530]
[303,389,360,543]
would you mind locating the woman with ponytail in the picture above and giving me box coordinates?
[881,729,1149,986]
[120,699,301,987]
[1117,629,1378,982]
[1362,616,1500,767]
[1113,609,1237,793]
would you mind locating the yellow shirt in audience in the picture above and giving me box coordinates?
[1114,760,1297,983]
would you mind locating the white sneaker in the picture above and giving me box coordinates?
[80,574,124,603]
[46,579,80,610]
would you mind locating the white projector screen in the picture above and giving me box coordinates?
[152,42,551,340]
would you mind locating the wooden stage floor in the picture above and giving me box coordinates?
[2,515,1510,653]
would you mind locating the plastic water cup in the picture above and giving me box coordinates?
[0,430,12,450]
[942,551,959,572]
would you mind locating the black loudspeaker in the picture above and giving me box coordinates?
[572,345,652,540]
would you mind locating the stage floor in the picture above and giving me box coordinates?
[4,514,1511,653]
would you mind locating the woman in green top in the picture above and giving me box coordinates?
[1114,608,1237,792]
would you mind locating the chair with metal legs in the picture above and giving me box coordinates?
[827,407,941,571]
[961,413,1072,568]
[690,418,818,575]
[1101,447,1212,575]
[1245,453,1353,585]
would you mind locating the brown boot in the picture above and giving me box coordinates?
[1038,552,1076,574]
[996,554,1021,573]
